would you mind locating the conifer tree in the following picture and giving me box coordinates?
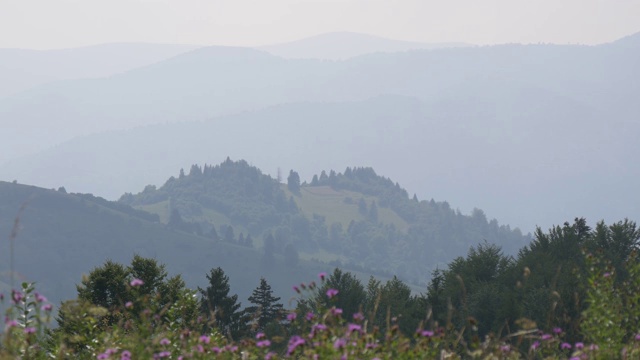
[262,233,276,269]
[287,170,301,193]
[198,267,248,339]
[246,278,283,332]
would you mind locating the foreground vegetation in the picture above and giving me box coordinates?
[2,218,640,359]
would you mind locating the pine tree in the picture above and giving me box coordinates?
[224,225,235,243]
[246,278,283,332]
[287,169,301,193]
[208,226,220,241]
[262,233,276,269]
[317,269,366,319]
[245,234,254,248]
[198,267,247,338]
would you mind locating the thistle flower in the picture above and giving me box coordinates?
[287,312,297,321]
[326,288,339,299]
[287,336,305,355]
[256,340,271,348]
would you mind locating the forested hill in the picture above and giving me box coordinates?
[120,159,529,284]
[0,180,332,308]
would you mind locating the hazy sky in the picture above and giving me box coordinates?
[1,0,638,49]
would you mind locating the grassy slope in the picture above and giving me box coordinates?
[0,181,334,307]
[133,184,410,252]
[132,184,412,265]
[283,185,409,232]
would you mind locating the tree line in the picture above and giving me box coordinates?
[47,217,640,356]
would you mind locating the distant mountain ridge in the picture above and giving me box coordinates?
[259,31,469,60]
[0,31,639,231]
[0,43,198,97]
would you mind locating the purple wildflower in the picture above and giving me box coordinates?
[353,312,364,321]
[589,344,599,351]
[319,272,327,281]
[575,342,584,349]
[553,327,562,334]
[287,335,305,355]
[154,351,171,358]
[160,338,171,345]
[326,288,339,299]
[24,327,36,334]
[256,332,265,339]
[41,304,53,312]
[333,338,347,350]
[293,285,300,293]
[4,319,18,329]
[256,340,271,348]
[635,334,640,341]
[310,323,327,336]
[531,341,540,350]
[287,312,297,322]
[421,330,434,337]
[121,350,131,359]
[561,342,572,350]
[500,345,510,353]
[125,301,133,308]
[11,290,23,304]
[541,333,552,340]
[265,352,276,360]
[347,323,362,335]
[97,354,109,360]
[35,293,48,303]
[305,312,315,321]
[130,278,144,287]
[199,335,210,344]
[331,307,343,316]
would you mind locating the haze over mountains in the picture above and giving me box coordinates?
[259,31,469,60]
[1,31,639,232]
[0,43,199,97]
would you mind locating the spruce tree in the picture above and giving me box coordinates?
[246,278,283,332]
[198,267,247,338]
[287,170,301,193]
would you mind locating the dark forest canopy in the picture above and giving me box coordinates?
[35,217,640,359]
